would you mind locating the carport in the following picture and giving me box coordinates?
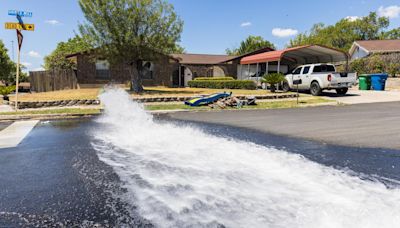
[240,45,349,76]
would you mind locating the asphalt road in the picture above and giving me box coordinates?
[168,101,400,149]
[1,117,400,226]
[0,119,151,227]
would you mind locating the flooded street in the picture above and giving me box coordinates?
[1,90,400,227]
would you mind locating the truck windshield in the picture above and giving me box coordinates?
[313,65,335,73]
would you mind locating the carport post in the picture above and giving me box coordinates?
[277,60,281,73]
[266,62,269,75]
[256,63,259,83]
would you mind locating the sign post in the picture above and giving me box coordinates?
[293,79,302,105]
[5,10,34,110]
[15,30,23,110]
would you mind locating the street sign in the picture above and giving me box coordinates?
[16,14,24,25]
[8,10,32,17]
[16,30,23,50]
[5,22,34,31]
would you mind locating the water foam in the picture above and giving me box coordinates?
[92,89,400,228]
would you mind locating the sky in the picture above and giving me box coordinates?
[0,0,399,72]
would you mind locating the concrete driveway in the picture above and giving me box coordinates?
[321,89,400,104]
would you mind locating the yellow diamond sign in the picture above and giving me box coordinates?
[5,22,34,31]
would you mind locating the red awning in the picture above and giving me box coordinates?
[240,45,348,65]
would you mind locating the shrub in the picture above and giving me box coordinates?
[350,58,368,74]
[261,73,285,92]
[194,76,235,81]
[350,53,400,77]
[0,85,16,101]
[188,80,256,90]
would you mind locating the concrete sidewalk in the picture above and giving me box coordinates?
[0,120,39,149]
[321,89,400,104]
[0,105,13,112]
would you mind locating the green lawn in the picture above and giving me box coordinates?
[144,97,334,111]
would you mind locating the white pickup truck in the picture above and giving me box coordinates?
[282,63,357,96]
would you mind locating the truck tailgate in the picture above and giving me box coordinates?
[332,73,357,84]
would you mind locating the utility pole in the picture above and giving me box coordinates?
[11,40,15,62]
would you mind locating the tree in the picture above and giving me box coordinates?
[44,36,92,70]
[0,40,15,84]
[382,27,400,39]
[172,44,186,54]
[78,0,183,93]
[226,35,275,56]
[289,12,395,51]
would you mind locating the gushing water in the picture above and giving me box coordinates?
[92,89,400,228]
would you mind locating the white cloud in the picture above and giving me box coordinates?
[240,22,252,27]
[45,20,61,25]
[345,16,360,22]
[27,50,41,58]
[21,62,32,67]
[272,28,298,38]
[378,5,400,19]
[33,67,45,71]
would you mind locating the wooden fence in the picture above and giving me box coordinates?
[29,69,78,92]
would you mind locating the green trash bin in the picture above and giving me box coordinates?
[358,74,371,90]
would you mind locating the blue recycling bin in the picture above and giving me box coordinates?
[370,73,388,91]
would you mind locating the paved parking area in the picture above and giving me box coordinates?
[321,89,400,104]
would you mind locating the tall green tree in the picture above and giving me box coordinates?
[289,12,396,51]
[226,35,275,56]
[44,36,92,70]
[79,0,183,93]
[0,40,15,84]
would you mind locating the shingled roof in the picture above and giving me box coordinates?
[351,40,400,54]
[170,53,236,65]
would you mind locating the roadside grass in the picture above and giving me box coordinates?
[8,86,292,102]
[0,108,101,116]
[9,88,102,102]
[145,97,334,111]
[0,97,334,116]
[137,86,283,97]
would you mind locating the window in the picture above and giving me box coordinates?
[293,67,302,75]
[95,60,110,79]
[302,66,310,74]
[313,65,335,73]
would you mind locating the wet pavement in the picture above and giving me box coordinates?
[0,119,151,227]
[0,117,399,226]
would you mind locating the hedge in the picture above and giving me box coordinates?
[188,80,256,90]
[194,76,234,81]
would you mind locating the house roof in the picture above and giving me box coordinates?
[170,53,236,65]
[350,40,400,55]
[240,45,348,65]
[66,51,232,65]
[219,47,275,63]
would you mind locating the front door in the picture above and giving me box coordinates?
[183,67,192,87]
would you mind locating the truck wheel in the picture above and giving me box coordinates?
[310,81,322,96]
[282,80,290,92]
[336,88,348,95]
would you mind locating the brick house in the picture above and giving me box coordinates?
[65,52,236,87]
